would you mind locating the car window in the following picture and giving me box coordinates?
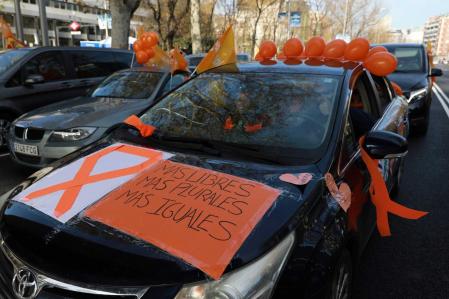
[340,117,357,168]
[71,51,116,78]
[385,46,424,73]
[350,74,378,139]
[114,52,134,69]
[141,72,341,163]
[22,51,66,82]
[0,49,30,73]
[372,75,392,112]
[161,73,188,94]
[91,71,164,99]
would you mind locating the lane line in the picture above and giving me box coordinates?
[434,83,449,106]
[432,86,449,119]
[0,153,10,157]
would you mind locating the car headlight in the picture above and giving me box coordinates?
[174,232,295,299]
[408,87,427,104]
[49,127,97,142]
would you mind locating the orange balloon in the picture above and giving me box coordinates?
[367,46,388,58]
[255,52,263,61]
[133,40,142,52]
[305,36,326,57]
[391,81,403,96]
[283,38,303,58]
[136,50,150,65]
[145,47,155,59]
[259,41,277,59]
[323,39,347,59]
[363,52,398,76]
[344,38,370,61]
[141,36,156,49]
[148,32,160,44]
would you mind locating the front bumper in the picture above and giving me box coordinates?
[7,128,106,168]
[0,236,181,299]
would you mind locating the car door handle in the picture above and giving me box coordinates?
[60,82,73,88]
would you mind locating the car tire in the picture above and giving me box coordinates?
[0,112,14,149]
[326,248,352,299]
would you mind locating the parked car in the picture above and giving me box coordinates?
[0,61,409,299]
[186,53,251,71]
[0,47,136,147]
[380,43,443,134]
[7,67,189,168]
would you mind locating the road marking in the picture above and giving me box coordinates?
[0,153,9,157]
[434,83,449,105]
[432,85,449,119]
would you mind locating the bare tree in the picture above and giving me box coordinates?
[250,0,278,57]
[190,0,202,53]
[306,0,331,36]
[327,0,386,39]
[110,0,141,49]
[145,0,191,49]
[200,0,218,50]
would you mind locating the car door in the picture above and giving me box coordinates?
[2,50,75,113]
[66,50,121,97]
[369,74,409,190]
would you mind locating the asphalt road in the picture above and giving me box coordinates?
[1,66,449,298]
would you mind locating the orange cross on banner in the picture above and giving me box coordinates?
[359,136,428,236]
[12,144,171,223]
[196,25,237,74]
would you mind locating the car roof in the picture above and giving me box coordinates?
[378,43,425,48]
[206,60,361,76]
[116,66,190,75]
[27,46,132,53]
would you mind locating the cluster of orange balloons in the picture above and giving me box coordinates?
[256,36,398,77]
[133,31,160,65]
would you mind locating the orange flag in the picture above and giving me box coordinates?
[196,25,237,74]
[169,48,188,73]
[0,16,26,48]
[359,136,428,236]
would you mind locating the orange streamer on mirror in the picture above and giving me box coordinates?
[359,137,428,236]
[85,160,281,279]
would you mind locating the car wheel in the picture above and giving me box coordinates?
[0,113,13,148]
[327,249,352,299]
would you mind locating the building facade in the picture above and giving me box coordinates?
[0,0,148,47]
[424,14,449,61]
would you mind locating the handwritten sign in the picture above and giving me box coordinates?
[85,160,281,279]
[11,143,170,223]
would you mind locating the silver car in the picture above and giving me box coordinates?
[8,67,189,168]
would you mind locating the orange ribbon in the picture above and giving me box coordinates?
[359,136,428,236]
[124,115,156,137]
[244,123,263,133]
[24,144,162,218]
[224,116,234,130]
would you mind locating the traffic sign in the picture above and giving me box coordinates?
[68,21,81,31]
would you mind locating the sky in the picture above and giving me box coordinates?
[385,0,449,29]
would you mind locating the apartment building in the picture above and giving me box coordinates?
[424,13,449,60]
[0,0,148,47]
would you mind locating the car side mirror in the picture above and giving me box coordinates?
[24,74,45,86]
[430,68,443,77]
[362,130,408,159]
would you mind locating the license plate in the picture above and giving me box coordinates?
[14,143,39,156]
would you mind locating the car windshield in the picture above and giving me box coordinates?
[140,72,341,163]
[385,46,424,73]
[91,71,164,99]
[0,49,30,73]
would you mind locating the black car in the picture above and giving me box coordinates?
[0,61,410,299]
[0,47,135,147]
[381,43,443,134]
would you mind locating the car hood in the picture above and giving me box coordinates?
[15,97,151,130]
[0,141,322,286]
[387,72,428,94]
